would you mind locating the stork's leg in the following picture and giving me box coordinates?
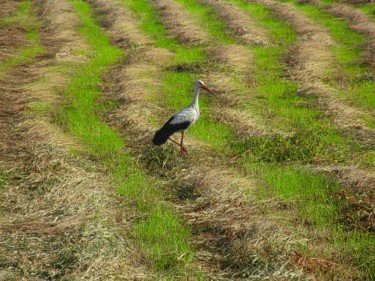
[168,136,188,154]
[180,131,189,157]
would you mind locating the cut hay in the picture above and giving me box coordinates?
[255,0,374,134]
[175,166,306,279]
[88,0,151,46]
[253,0,335,46]
[0,0,154,279]
[208,44,254,74]
[200,0,270,45]
[154,0,210,44]
[326,4,375,66]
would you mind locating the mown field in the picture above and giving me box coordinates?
[0,0,374,280]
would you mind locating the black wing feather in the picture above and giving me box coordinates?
[152,116,191,145]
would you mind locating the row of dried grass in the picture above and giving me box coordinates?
[90,0,308,278]
[0,0,152,279]
[200,0,270,45]
[154,0,210,44]
[0,0,18,18]
[252,0,334,46]
[255,0,374,134]
[305,0,375,66]
[87,0,151,47]
[153,1,281,137]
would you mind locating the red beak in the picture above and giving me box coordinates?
[202,85,214,94]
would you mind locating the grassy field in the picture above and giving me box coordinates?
[0,0,374,280]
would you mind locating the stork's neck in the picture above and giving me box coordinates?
[189,87,200,111]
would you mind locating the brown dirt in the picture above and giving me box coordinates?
[154,0,210,44]
[0,0,152,279]
[200,0,270,45]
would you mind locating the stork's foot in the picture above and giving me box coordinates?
[181,145,189,157]
[182,146,189,154]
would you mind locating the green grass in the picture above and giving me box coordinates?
[289,0,375,116]
[174,0,234,44]
[0,1,44,73]
[260,165,340,228]
[359,4,375,21]
[58,0,194,274]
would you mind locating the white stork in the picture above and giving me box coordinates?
[152,80,214,157]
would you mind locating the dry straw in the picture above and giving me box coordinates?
[200,0,270,45]
[155,0,210,44]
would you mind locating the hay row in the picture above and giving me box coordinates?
[251,0,375,136]
[154,0,210,44]
[0,0,151,279]
[307,0,375,66]
[89,0,307,278]
[199,0,270,45]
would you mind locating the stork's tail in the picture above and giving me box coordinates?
[152,127,173,145]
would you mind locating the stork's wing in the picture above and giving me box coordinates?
[152,115,191,145]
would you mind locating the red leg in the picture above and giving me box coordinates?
[168,137,180,146]
[180,131,188,157]
[168,136,188,154]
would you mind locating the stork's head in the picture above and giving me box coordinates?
[194,80,214,94]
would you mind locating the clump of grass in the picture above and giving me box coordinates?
[58,0,194,273]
